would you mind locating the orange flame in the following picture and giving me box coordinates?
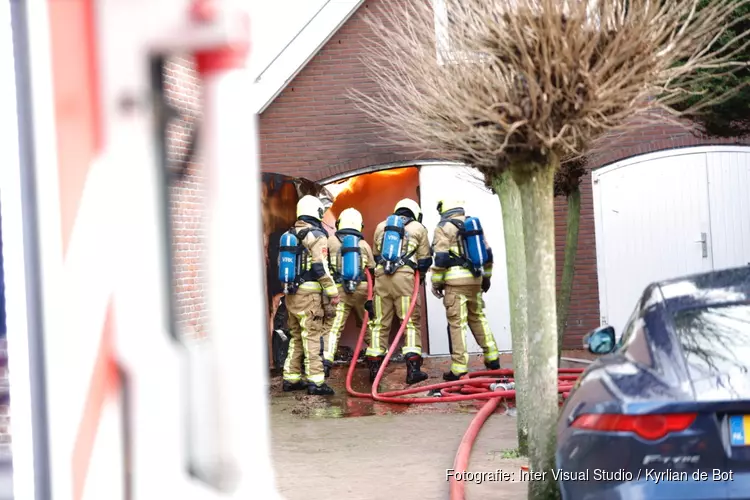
[321,166,426,356]
[324,167,420,244]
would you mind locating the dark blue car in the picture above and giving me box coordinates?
[557,265,750,500]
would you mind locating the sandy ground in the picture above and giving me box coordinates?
[269,354,588,499]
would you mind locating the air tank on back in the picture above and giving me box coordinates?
[340,234,362,293]
[461,217,488,277]
[278,231,300,293]
[381,214,405,275]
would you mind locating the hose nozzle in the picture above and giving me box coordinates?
[490,382,515,392]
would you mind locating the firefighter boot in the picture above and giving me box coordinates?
[282,380,307,392]
[405,355,428,385]
[442,371,467,382]
[485,359,501,370]
[367,356,383,383]
[307,382,335,396]
[323,360,332,379]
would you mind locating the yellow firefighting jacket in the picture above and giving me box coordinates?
[292,219,339,297]
[430,213,493,287]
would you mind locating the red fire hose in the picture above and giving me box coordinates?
[346,271,578,402]
[451,396,500,500]
[343,270,583,500]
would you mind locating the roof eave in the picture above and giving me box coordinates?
[251,0,365,115]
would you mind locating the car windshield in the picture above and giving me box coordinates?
[672,302,750,398]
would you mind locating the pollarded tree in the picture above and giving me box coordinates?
[478,164,531,456]
[352,1,750,498]
[554,156,587,360]
[471,156,587,451]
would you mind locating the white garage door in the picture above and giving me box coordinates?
[706,152,750,271]
[593,146,750,336]
[419,164,512,354]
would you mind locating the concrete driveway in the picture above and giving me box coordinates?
[269,356,532,500]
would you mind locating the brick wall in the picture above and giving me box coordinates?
[553,174,599,348]
[0,341,8,459]
[163,56,208,339]
[587,111,750,169]
[258,0,424,181]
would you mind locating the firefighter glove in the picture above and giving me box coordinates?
[481,277,491,293]
[364,300,375,319]
[431,283,445,299]
[324,304,336,319]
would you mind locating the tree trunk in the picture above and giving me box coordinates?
[557,186,581,359]
[514,158,560,500]
[491,170,529,456]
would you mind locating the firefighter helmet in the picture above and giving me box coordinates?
[436,199,465,214]
[337,208,364,231]
[297,195,325,221]
[394,198,422,222]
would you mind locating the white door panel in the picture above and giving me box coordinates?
[419,165,512,355]
[707,152,750,271]
[594,153,712,335]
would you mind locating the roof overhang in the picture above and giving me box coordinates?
[251,0,365,114]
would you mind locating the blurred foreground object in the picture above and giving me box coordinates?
[3,0,281,499]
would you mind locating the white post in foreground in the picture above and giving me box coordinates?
[192,0,280,497]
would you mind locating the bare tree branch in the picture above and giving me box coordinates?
[350,0,750,173]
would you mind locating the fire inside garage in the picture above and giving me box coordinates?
[265,164,523,373]
[265,167,428,370]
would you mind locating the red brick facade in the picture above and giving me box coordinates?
[169,1,750,348]
[164,57,208,339]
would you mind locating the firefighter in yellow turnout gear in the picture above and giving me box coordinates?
[321,208,376,378]
[368,199,433,385]
[430,199,500,381]
[281,195,339,396]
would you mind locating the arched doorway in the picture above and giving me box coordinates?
[319,161,512,360]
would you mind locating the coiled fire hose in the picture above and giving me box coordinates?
[344,271,583,500]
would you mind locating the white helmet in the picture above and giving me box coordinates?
[297,195,325,221]
[337,207,364,231]
[394,198,422,222]
[437,199,465,214]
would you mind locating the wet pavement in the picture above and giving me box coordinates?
[268,352,590,419]
[268,354,513,419]
[268,353,591,499]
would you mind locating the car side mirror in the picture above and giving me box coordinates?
[583,326,616,355]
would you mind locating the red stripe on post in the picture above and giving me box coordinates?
[190,0,251,75]
[71,301,120,500]
[47,0,103,257]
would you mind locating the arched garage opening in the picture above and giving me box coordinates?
[318,161,513,361]
[592,145,750,336]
